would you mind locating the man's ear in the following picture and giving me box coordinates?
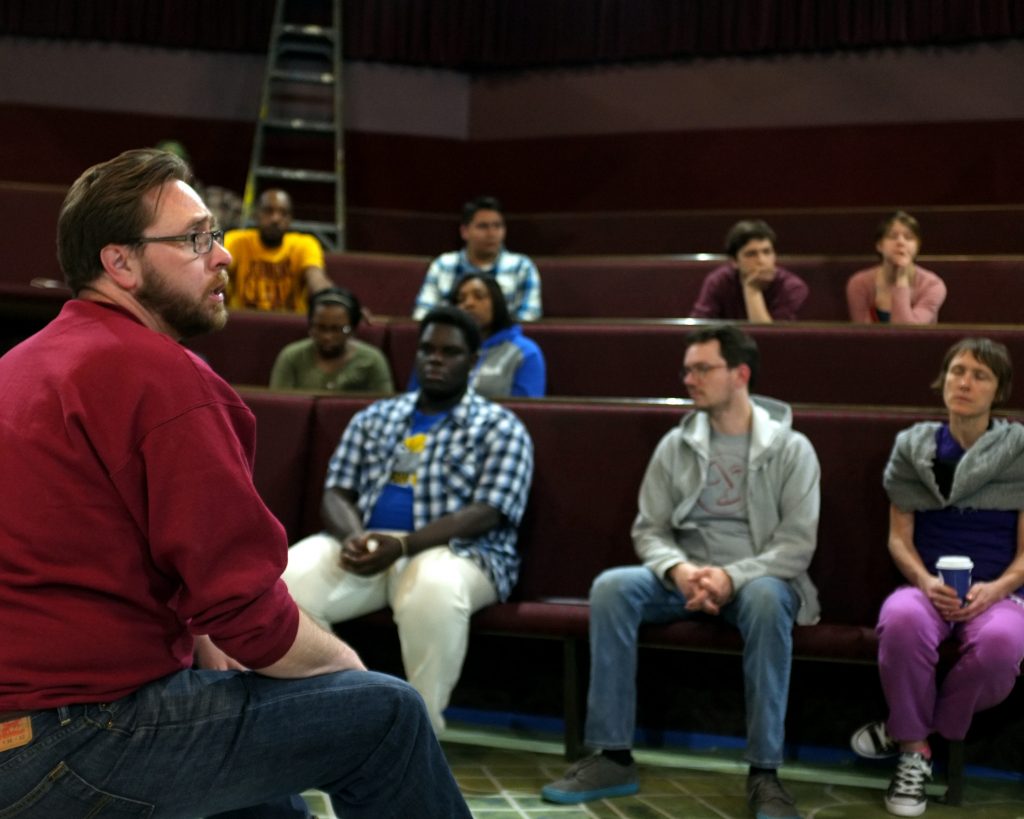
[98,243,141,291]
[459,223,471,243]
[734,362,752,387]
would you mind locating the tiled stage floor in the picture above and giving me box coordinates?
[302,724,1024,818]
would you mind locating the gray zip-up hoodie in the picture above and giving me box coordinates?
[632,395,822,625]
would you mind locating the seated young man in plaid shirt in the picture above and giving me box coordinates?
[284,306,534,732]
[412,195,543,322]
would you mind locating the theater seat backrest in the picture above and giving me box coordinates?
[186,311,389,386]
[302,396,377,537]
[795,408,929,626]
[238,389,317,543]
[324,253,428,318]
[504,400,682,600]
[240,386,990,634]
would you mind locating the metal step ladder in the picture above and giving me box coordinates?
[243,0,346,250]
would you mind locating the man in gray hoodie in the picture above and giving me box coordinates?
[542,325,820,819]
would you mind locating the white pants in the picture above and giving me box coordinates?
[283,532,498,732]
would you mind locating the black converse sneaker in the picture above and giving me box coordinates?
[884,752,932,816]
[851,720,898,759]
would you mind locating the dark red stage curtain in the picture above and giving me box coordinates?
[2,0,1023,67]
[0,0,277,52]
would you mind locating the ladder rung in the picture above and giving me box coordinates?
[270,69,334,85]
[276,42,333,61]
[255,166,338,184]
[245,0,344,250]
[280,23,335,41]
[262,118,335,134]
[292,219,340,234]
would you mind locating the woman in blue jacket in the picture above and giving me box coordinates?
[409,272,546,397]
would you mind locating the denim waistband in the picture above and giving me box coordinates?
[0,705,78,726]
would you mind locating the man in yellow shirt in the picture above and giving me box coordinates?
[225,189,333,312]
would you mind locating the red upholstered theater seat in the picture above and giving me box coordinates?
[0,182,66,294]
[302,395,377,536]
[535,256,714,319]
[283,395,927,664]
[192,314,1024,408]
[184,310,389,387]
[186,311,307,384]
[500,321,1024,406]
[324,252,428,318]
[792,257,1024,324]
[238,387,1022,778]
[322,250,1024,324]
[237,389,317,543]
[495,399,928,661]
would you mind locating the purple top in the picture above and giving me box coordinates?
[914,425,1020,587]
[689,264,809,320]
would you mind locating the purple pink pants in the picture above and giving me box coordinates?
[877,586,1024,741]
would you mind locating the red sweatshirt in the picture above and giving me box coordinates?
[0,300,299,709]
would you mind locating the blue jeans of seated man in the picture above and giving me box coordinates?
[584,566,799,769]
[0,668,471,819]
[207,794,310,818]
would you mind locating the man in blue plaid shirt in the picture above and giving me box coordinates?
[285,306,534,732]
[412,196,543,321]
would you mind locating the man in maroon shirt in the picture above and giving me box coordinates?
[689,219,809,323]
[0,149,469,818]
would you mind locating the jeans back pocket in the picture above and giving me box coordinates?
[0,761,153,818]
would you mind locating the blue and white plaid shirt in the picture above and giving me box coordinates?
[324,389,534,600]
[412,248,543,321]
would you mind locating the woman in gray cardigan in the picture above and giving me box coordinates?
[852,337,1024,818]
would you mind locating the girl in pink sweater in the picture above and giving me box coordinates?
[846,211,947,324]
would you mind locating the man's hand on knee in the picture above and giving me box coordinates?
[688,566,734,615]
[341,533,400,575]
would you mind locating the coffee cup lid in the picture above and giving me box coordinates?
[936,555,973,570]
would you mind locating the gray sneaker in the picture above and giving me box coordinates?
[747,771,801,819]
[541,753,639,804]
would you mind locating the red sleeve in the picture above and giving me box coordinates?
[767,270,809,320]
[114,400,299,669]
[690,268,725,318]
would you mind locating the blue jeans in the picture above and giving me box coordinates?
[0,669,471,818]
[584,566,798,768]
[207,795,312,818]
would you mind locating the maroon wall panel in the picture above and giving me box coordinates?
[464,121,1024,212]
[346,121,1024,215]
[344,121,1024,254]
[0,105,252,190]
[5,104,1024,255]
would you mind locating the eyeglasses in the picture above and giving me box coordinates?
[134,229,225,255]
[680,363,728,380]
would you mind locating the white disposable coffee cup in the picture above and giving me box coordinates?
[936,555,973,604]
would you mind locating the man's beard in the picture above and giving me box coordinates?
[259,226,284,248]
[137,262,228,339]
